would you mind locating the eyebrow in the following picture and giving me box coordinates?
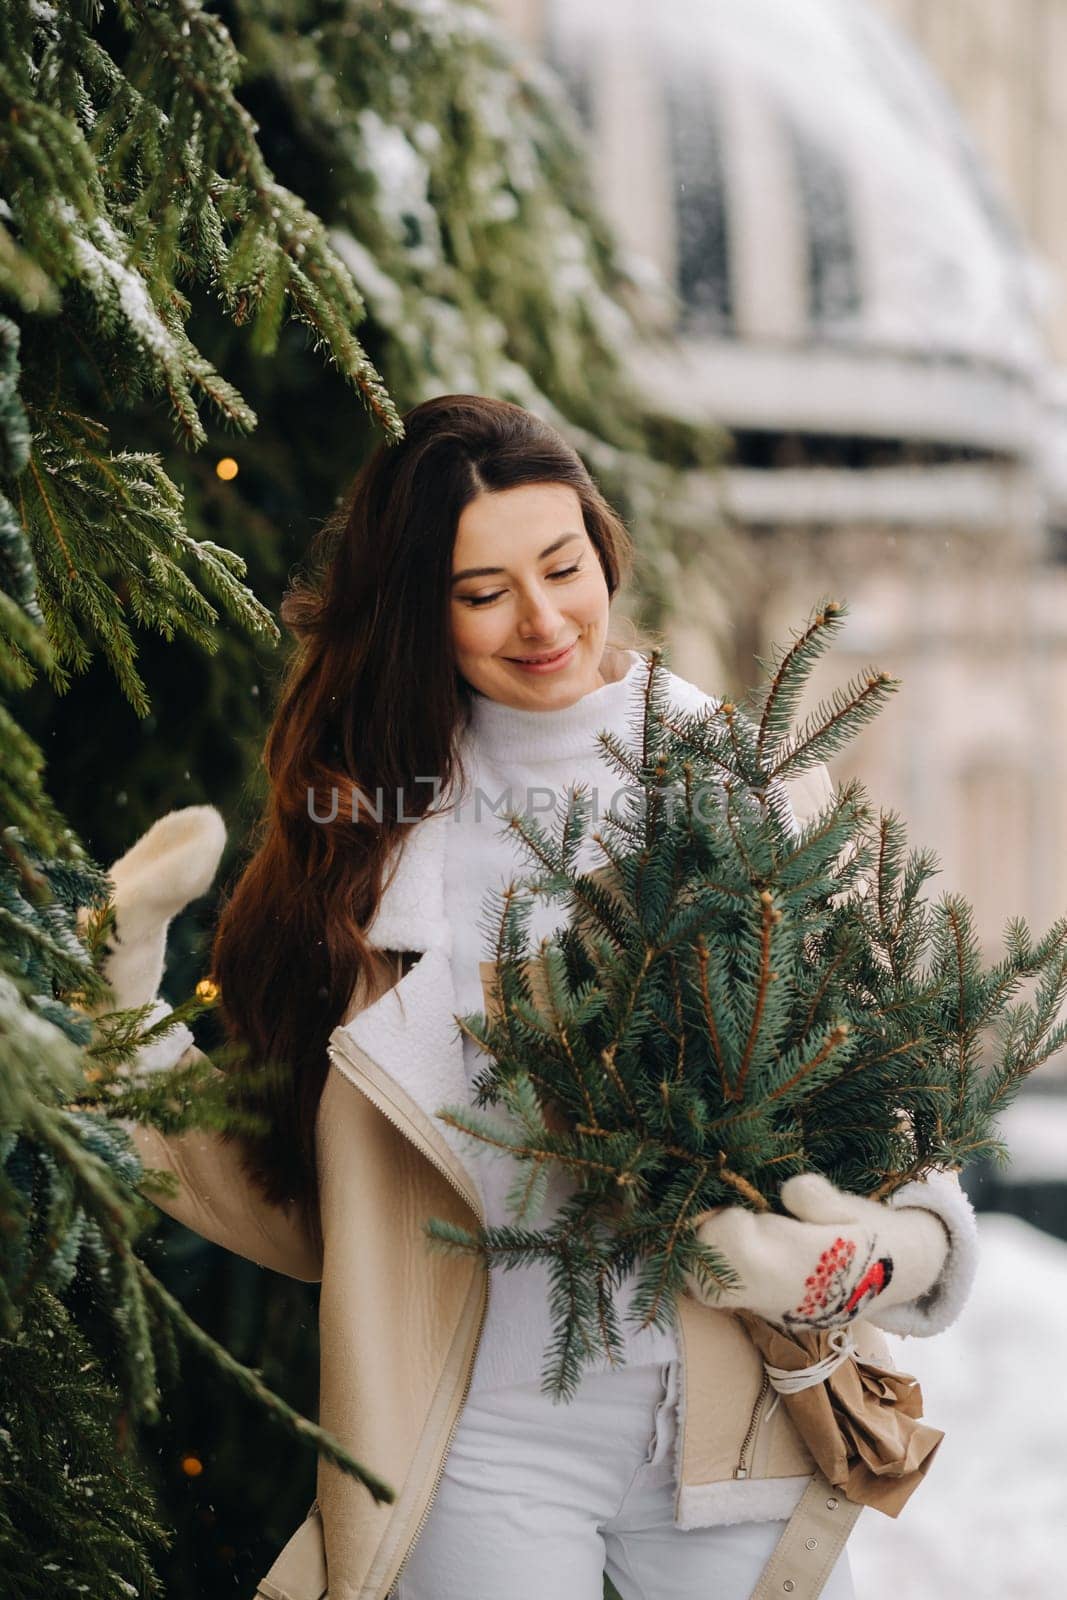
[451,532,582,584]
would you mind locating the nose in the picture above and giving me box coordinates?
[516,583,565,640]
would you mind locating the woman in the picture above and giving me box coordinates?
[106,395,977,1600]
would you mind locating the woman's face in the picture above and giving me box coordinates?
[450,483,611,710]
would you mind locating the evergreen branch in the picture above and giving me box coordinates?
[874,814,905,983]
[545,1240,590,1398]
[715,1152,771,1211]
[755,598,846,767]
[639,648,666,771]
[597,1041,640,1121]
[764,1023,851,1107]
[594,1261,624,1369]
[720,701,753,785]
[504,808,565,879]
[509,1154,551,1225]
[732,892,781,1102]
[669,951,687,1081]
[870,1161,959,1202]
[133,1259,393,1500]
[770,670,900,781]
[943,898,976,1119]
[23,1088,394,1500]
[808,1035,928,1092]
[722,779,760,882]
[693,933,731,1101]
[25,449,76,584]
[796,941,851,1040]
[436,1110,619,1178]
[633,1160,710,1329]
[538,943,599,1127]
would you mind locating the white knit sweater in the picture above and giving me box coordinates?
[445,647,682,1393]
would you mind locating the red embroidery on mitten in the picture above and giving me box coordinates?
[784,1235,895,1328]
[795,1235,856,1320]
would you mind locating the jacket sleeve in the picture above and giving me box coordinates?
[116,1002,323,1284]
[864,1167,978,1337]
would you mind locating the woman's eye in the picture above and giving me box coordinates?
[461,563,581,607]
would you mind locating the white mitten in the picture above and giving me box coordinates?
[86,805,226,1075]
[686,1172,949,1331]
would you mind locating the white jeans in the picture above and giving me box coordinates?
[393,1360,854,1600]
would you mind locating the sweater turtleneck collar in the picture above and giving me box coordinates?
[466,646,648,766]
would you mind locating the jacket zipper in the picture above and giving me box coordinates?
[325,1034,483,1223]
[733,1371,770,1479]
[325,1035,488,1597]
[387,1271,489,1594]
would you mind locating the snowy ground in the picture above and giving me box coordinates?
[849,1213,1067,1599]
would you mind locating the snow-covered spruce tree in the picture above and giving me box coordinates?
[431,602,1067,1397]
[0,4,401,1592]
[25,0,732,867]
[2,4,730,1589]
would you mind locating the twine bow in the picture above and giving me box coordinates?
[762,1325,858,1421]
[735,1310,944,1517]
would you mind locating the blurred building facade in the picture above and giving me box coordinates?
[491,1,1067,1080]
[878,0,1067,364]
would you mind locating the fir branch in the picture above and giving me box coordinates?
[133,1258,393,1502]
[594,1261,624,1370]
[633,1160,710,1329]
[771,669,900,781]
[714,1152,770,1212]
[23,1092,393,1500]
[732,891,782,1102]
[754,598,847,767]
[436,1108,620,1179]
[693,933,732,1103]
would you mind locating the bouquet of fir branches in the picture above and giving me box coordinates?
[430,601,1067,1396]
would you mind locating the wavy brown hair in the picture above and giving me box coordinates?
[210,394,653,1252]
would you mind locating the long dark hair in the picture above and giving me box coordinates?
[211,394,652,1249]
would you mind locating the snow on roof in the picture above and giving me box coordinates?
[544,0,1046,380]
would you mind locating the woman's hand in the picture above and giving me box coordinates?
[686,1173,950,1330]
[87,805,226,1079]
[97,805,226,1013]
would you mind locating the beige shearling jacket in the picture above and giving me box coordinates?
[123,756,977,1600]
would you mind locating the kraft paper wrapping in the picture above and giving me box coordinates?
[735,1310,944,1517]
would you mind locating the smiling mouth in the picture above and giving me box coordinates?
[508,640,575,659]
[508,641,577,665]
[508,636,579,662]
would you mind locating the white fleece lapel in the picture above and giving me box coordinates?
[333,807,484,1202]
[361,804,454,957]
